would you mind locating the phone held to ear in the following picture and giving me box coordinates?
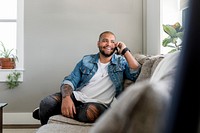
[115,47,120,55]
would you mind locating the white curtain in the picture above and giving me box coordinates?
[180,0,189,10]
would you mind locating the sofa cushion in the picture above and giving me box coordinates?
[48,115,93,126]
[135,54,164,82]
[134,54,149,64]
[89,80,171,133]
[150,56,165,76]
[123,54,164,88]
[36,123,91,133]
[123,79,134,89]
[135,58,153,81]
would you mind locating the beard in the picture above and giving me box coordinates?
[98,46,115,57]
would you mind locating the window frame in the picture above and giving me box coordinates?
[0,0,24,82]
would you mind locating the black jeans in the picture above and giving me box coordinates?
[39,92,108,125]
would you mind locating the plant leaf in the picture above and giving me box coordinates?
[163,24,177,37]
[162,38,172,47]
[0,41,18,60]
[166,44,176,48]
[168,48,178,53]
[173,22,181,32]
[176,32,184,40]
[6,71,21,89]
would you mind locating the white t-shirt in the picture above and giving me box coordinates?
[73,60,116,105]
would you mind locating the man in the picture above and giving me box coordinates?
[33,31,141,125]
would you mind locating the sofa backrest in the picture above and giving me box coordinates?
[123,54,165,89]
[90,51,180,133]
[134,54,165,82]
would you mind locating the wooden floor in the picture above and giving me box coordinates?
[3,124,41,133]
[3,128,38,133]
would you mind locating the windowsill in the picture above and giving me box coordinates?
[0,68,24,82]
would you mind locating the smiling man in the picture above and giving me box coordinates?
[33,31,141,125]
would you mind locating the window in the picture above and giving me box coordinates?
[0,0,24,82]
[160,0,182,54]
[0,0,17,51]
[180,0,189,28]
[182,8,189,28]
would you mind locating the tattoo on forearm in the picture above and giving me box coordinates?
[61,84,73,98]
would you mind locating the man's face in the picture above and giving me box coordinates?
[98,33,116,57]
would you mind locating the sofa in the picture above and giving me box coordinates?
[36,51,180,133]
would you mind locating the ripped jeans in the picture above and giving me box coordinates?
[39,92,108,125]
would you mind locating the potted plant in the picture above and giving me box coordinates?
[162,22,184,53]
[0,41,18,69]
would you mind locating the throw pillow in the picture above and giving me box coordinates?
[135,54,164,82]
[135,58,153,82]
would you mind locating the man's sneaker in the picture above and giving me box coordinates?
[32,107,40,120]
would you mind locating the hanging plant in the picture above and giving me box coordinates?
[6,71,21,89]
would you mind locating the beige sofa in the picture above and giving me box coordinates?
[36,51,179,133]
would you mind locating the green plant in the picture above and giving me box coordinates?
[0,41,18,61]
[162,22,184,53]
[6,71,21,89]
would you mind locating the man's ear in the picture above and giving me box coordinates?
[97,41,100,47]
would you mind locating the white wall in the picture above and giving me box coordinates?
[0,0,143,115]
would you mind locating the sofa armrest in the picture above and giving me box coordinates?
[48,115,93,126]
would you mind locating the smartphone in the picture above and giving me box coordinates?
[115,47,119,55]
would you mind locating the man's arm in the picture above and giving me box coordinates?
[61,84,73,98]
[123,49,140,70]
[116,42,140,69]
[60,84,76,118]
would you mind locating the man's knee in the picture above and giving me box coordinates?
[39,93,62,125]
[86,104,100,122]
[39,93,61,114]
[85,103,107,123]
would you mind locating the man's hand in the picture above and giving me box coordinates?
[61,96,76,118]
[115,41,126,55]
[115,41,140,69]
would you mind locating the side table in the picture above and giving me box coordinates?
[0,103,7,133]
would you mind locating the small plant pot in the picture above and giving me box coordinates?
[0,58,16,69]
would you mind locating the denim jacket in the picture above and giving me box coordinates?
[61,53,141,97]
